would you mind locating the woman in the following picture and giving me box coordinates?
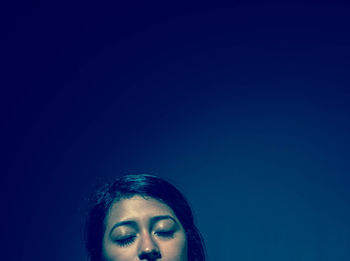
[85,174,206,261]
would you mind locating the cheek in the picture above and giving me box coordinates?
[159,235,188,261]
[103,238,138,261]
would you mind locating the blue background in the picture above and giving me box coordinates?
[1,3,350,261]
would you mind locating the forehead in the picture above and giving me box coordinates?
[105,195,177,225]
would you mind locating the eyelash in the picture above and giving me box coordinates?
[115,236,136,247]
[155,230,175,239]
[114,231,175,247]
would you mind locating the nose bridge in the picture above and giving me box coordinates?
[139,229,158,252]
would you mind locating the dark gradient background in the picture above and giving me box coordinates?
[1,3,350,261]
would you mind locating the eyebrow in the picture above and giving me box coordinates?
[109,215,178,235]
[150,215,177,226]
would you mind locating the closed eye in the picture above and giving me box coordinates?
[155,231,175,239]
[115,236,136,247]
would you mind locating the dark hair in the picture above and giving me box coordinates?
[85,174,206,261]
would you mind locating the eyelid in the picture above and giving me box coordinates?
[154,230,176,239]
[109,221,137,237]
[152,219,179,239]
[110,225,137,237]
[114,235,137,247]
[110,228,137,245]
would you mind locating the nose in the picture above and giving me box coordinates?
[138,232,161,261]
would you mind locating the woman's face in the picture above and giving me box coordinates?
[103,195,188,261]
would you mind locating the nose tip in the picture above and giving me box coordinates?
[138,233,161,261]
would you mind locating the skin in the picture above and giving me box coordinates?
[103,195,188,261]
